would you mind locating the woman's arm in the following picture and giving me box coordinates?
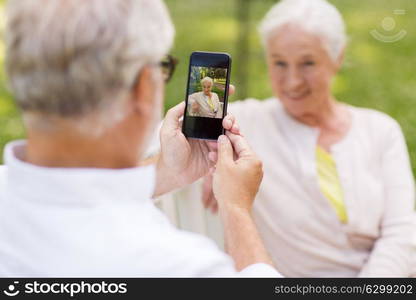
[359,119,415,277]
[213,92,220,108]
[188,94,201,115]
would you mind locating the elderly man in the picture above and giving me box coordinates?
[0,0,279,277]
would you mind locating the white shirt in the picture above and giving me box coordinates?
[165,98,415,277]
[0,140,279,277]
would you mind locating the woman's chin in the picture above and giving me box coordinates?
[283,94,310,102]
[282,100,314,118]
[282,97,309,108]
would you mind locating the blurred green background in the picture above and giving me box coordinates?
[0,0,415,174]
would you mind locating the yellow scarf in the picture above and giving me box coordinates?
[206,95,215,112]
[316,146,348,223]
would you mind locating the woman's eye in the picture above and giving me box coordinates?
[274,61,287,67]
[304,61,315,66]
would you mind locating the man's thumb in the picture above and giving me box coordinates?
[217,135,233,164]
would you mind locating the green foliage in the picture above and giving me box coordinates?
[0,0,415,176]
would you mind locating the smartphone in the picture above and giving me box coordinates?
[182,51,232,140]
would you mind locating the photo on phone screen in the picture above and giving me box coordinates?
[182,52,231,140]
[187,66,227,119]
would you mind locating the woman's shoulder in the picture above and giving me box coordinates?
[227,98,281,134]
[349,105,401,130]
[212,92,220,99]
[348,105,404,142]
[0,165,6,201]
[229,97,279,116]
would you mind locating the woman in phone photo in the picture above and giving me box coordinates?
[188,76,222,118]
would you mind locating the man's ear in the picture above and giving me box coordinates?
[131,66,155,115]
[334,47,345,72]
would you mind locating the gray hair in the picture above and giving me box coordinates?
[5,0,174,134]
[200,76,214,86]
[259,0,347,62]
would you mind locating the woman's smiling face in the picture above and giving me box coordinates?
[266,24,342,121]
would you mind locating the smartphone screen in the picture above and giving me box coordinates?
[182,51,231,140]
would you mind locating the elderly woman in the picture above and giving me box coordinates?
[168,0,415,277]
[188,76,222,118]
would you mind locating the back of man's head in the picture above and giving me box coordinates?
[5,0,174,134]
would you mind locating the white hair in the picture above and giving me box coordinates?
[5,0,174,135]
[259,0,347,62]
[201,76,214,86]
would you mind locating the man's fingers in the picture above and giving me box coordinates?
[231,123,240,134]
[206,141,218,152]
[229,84,236,96]
[222,114,234,130]
[208,151,218,163]
[223,113,240,135]
[225,131,253,159]
[163,101,186,131]
[217,135,233,165]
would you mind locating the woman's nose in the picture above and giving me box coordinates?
[285,68,304,91]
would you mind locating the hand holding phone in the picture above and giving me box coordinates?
[156,101,239,196]
[182,51,232,140]
[213,132,263,212]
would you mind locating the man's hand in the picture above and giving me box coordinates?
[213,132,263,213]
[202,172,217,213]
[211,132,274,271]
[153,85,239,197]
[202,132,261,214]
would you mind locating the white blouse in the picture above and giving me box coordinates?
[164,98,415,277]
[188,91,222,118]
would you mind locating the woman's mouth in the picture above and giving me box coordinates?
[285,92,310,101]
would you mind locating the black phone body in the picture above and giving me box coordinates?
[182,51,231,140]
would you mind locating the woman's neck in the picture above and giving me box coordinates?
[295,98,342,129]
